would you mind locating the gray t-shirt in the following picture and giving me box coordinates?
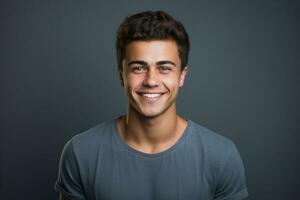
[54,117,248,200]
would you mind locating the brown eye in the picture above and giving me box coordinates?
[131,66,145,73]
[160,66,172,73]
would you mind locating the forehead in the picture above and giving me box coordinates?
[124,40,180,62]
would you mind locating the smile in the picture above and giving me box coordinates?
[137,93,165,102]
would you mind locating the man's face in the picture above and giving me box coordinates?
[120,40,188,118]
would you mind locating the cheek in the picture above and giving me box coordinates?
[126,76,143,90]
[163,76,180,88]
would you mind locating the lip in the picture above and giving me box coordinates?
[137,92,166,103]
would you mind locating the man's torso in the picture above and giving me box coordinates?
[55,117,247,200]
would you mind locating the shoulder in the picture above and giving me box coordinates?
[188,120,236,153]
[187,120,248,197]
[64,119,116,159]
[55,119,116,198]
[187,120,243,170]
[72,119,114,144]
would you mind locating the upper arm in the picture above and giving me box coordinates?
[214,144,249,200]
[54,140,85,200]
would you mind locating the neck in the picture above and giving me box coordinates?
[120,102,181,146]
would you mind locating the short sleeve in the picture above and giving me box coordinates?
[214,144,249,200]
[54,140,86,200]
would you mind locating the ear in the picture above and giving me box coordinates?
[118,70,124,87]
[179,66,188,87]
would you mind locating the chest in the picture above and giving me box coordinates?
[85,148,215,200]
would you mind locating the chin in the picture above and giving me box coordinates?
[136,108,162,118]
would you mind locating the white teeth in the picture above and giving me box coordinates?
[141,93,161,98]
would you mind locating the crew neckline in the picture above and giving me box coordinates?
[112,116,192,158]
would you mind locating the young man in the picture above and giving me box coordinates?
[55,11,248,200]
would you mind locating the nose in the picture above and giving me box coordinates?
[143,68,159,87]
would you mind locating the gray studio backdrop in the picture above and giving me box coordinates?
[1,0,299,199]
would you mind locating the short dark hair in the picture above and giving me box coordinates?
[116,10,190,72]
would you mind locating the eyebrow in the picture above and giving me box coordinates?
[127,60,176,67]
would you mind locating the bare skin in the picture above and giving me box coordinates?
[117,40,188,154]
[116,114,187,154]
